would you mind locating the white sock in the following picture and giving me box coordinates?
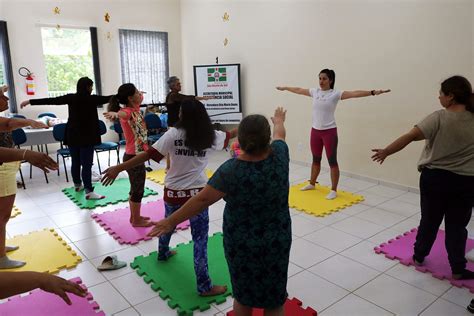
[0,256,26,269]
[74,184,84,192]
[326,190,337,200]
[300,183,316,191]
[85,191,105,200]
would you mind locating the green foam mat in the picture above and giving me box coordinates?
[131,233,232,315]
[62,178,158,209]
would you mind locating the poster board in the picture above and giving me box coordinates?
[193,63,242,124]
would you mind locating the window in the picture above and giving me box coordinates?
[119,29,169,103]
[41,27,95,97]
[0,20,17,112]
[0,45,5,86]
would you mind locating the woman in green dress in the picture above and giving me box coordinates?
[147,107,291,316]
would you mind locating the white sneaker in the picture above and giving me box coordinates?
[300,184,315,191]
[326,190,337,200]
[91,171,101,182]
[85,191,105,200]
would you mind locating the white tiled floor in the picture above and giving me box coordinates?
[3,150,474,315]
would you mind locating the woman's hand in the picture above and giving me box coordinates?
[20,100,30,108]
[103,112,119,121]
[275,87,286,91]
[147,219,175,237]
[374,89,391,95]
[371,148,389,164]
[25,151,59,172]
[101,166,121,186]
[28,119,48,129]
[38,273,87,305]
[271,107,286,125]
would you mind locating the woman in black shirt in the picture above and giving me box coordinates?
[21,77,112,200]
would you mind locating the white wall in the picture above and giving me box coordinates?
[0,0,182,122]
[180,0,473,188]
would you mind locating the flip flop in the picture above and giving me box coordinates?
[97,255,127,271]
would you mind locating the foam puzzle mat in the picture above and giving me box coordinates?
[0,277,105,316]
[226,297,317,316]
[62,178,158,209]
[147,169,214,186]
[92,199,190,245]
[6,228,82,273]
[10,205,21,218]
[131,233,232,315]
[289,183,364,217]
[374,228,474,291]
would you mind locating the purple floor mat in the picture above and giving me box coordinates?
[0,277,105,316]
[92,199,190,245]
[375,228,474,292]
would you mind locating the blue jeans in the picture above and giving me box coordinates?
[158,202,212,294]
[69,146,94,192]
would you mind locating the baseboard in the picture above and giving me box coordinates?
[290,160,420,194]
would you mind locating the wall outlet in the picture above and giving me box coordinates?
[297,142,303,151]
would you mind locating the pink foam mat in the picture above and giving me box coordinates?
[0,277,105,316]
[92,199,190,245]
[374,228,474,291]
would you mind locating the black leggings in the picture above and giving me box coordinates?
[123,154,146,203]
[414,168,474,273]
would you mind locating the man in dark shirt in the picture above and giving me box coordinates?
[165,76,213,127]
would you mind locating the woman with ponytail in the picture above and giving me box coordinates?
[101,99,237,296]
[372,75,474,280]
[277,69,390,199]
[103,84,151,227]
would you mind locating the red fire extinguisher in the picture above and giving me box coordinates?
[19,67,35,96]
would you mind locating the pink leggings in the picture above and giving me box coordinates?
[310,127,338,167]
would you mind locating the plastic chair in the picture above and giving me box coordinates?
[38,112,57,118]
[94,120,119,174]
[11,128,49,188]
[11,114,26,119]
[144,113,164,144]
[112,121,127,161]
[52,123,71,182]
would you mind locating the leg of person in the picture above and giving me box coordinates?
[0,162,26,269]
[190,208,227,296]
[82,146,104,200]
[157,202,179,261]
[0,194,25,269]
[68,146,83,191]
[124,154,150,227]
[232,299,253,316]
[301,128,323,191]
[446,173,474,279]
[413,169,445,264]
[322,128,339,200]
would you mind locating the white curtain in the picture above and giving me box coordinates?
[119,29,169,104]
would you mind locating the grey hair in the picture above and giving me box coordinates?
[167,76,180,89]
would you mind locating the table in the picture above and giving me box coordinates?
[23,128,56,147]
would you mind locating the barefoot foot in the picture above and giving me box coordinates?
[131,219,153,227]
[199,285,227,297]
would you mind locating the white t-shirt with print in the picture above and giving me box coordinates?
[152,127,228,190]
[309,88,342,130]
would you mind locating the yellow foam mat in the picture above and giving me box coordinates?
[146,169,214,185]
[6,229,82,274]
[289,183,364,217]
[10,205,21,218]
